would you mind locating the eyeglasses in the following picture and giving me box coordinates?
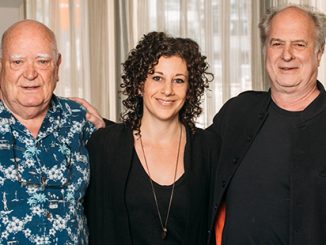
[11,133,72,190]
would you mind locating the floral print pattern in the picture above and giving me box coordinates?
[0,96,95,244]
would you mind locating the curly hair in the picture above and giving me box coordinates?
[120,31,213,134]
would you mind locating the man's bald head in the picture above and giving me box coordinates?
[1,19,58,60]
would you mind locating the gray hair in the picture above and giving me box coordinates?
[259,4,326,52]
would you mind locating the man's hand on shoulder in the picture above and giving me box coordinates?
[70,97,105,129]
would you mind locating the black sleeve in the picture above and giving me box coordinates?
[84,129,107,244]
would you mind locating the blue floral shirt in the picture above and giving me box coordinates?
[0,95,95,244]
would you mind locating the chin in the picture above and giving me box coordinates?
[20,99,46,108]
[275,78,300,87]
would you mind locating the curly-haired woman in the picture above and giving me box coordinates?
[85,32,220,245]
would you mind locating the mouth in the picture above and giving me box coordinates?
[279,66,298,71]
[156,98,175,105]
[21,85,41,91]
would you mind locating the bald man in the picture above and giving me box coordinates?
[0,20,98,244]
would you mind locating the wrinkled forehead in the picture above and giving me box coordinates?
[269,7,316,34]
[1,22,57,58]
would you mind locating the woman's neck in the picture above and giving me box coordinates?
[138,117,183,144]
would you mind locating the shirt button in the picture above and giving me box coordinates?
[232,157,238,164]
[41,176,47,185]
[45,211,52,219]
[222,180,226,187]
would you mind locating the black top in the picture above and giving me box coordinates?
[126,150,187,244]
[85,123,220,245]
[222,101,300,244]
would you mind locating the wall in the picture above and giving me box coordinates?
[0,0,25,38]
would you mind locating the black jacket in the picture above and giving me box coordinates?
[85,123,220,245]
[207,81,326,245]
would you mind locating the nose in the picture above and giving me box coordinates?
[23,62,38,80]
[281,45,294,61]
[161,81,174,96]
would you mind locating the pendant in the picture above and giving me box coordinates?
[161,227,168,240]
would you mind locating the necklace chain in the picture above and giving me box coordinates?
[139,124,182,240]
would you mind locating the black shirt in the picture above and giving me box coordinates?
[222,101,300,245]
[125,149,188,245]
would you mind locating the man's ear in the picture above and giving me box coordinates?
[56,53,62,66]
[55,53,62,81]
[317,44,325,66]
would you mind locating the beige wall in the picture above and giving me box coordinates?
[0,0,24,38]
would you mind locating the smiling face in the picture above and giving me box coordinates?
[0,20,61,119]
[141,55,189,123]
[265,7,323,95]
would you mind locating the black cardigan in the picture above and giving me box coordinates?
[207,81,326,245]
[85,123,220,245]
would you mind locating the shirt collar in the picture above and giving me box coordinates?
[298,81,326,123]
[0,95,64,140]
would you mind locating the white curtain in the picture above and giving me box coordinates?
[87,0,117,120]
[25,0,116,120]
[25,0,92,102]
[24,0,326,126]
[119,0,254,127]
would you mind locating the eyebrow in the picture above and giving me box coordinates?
[9,54,24,60]
[9,53,53,59]
[269,38,307,44]
[153,71,188,77]
[36,53,53,59]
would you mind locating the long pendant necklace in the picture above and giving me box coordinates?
[139,124,182,240]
